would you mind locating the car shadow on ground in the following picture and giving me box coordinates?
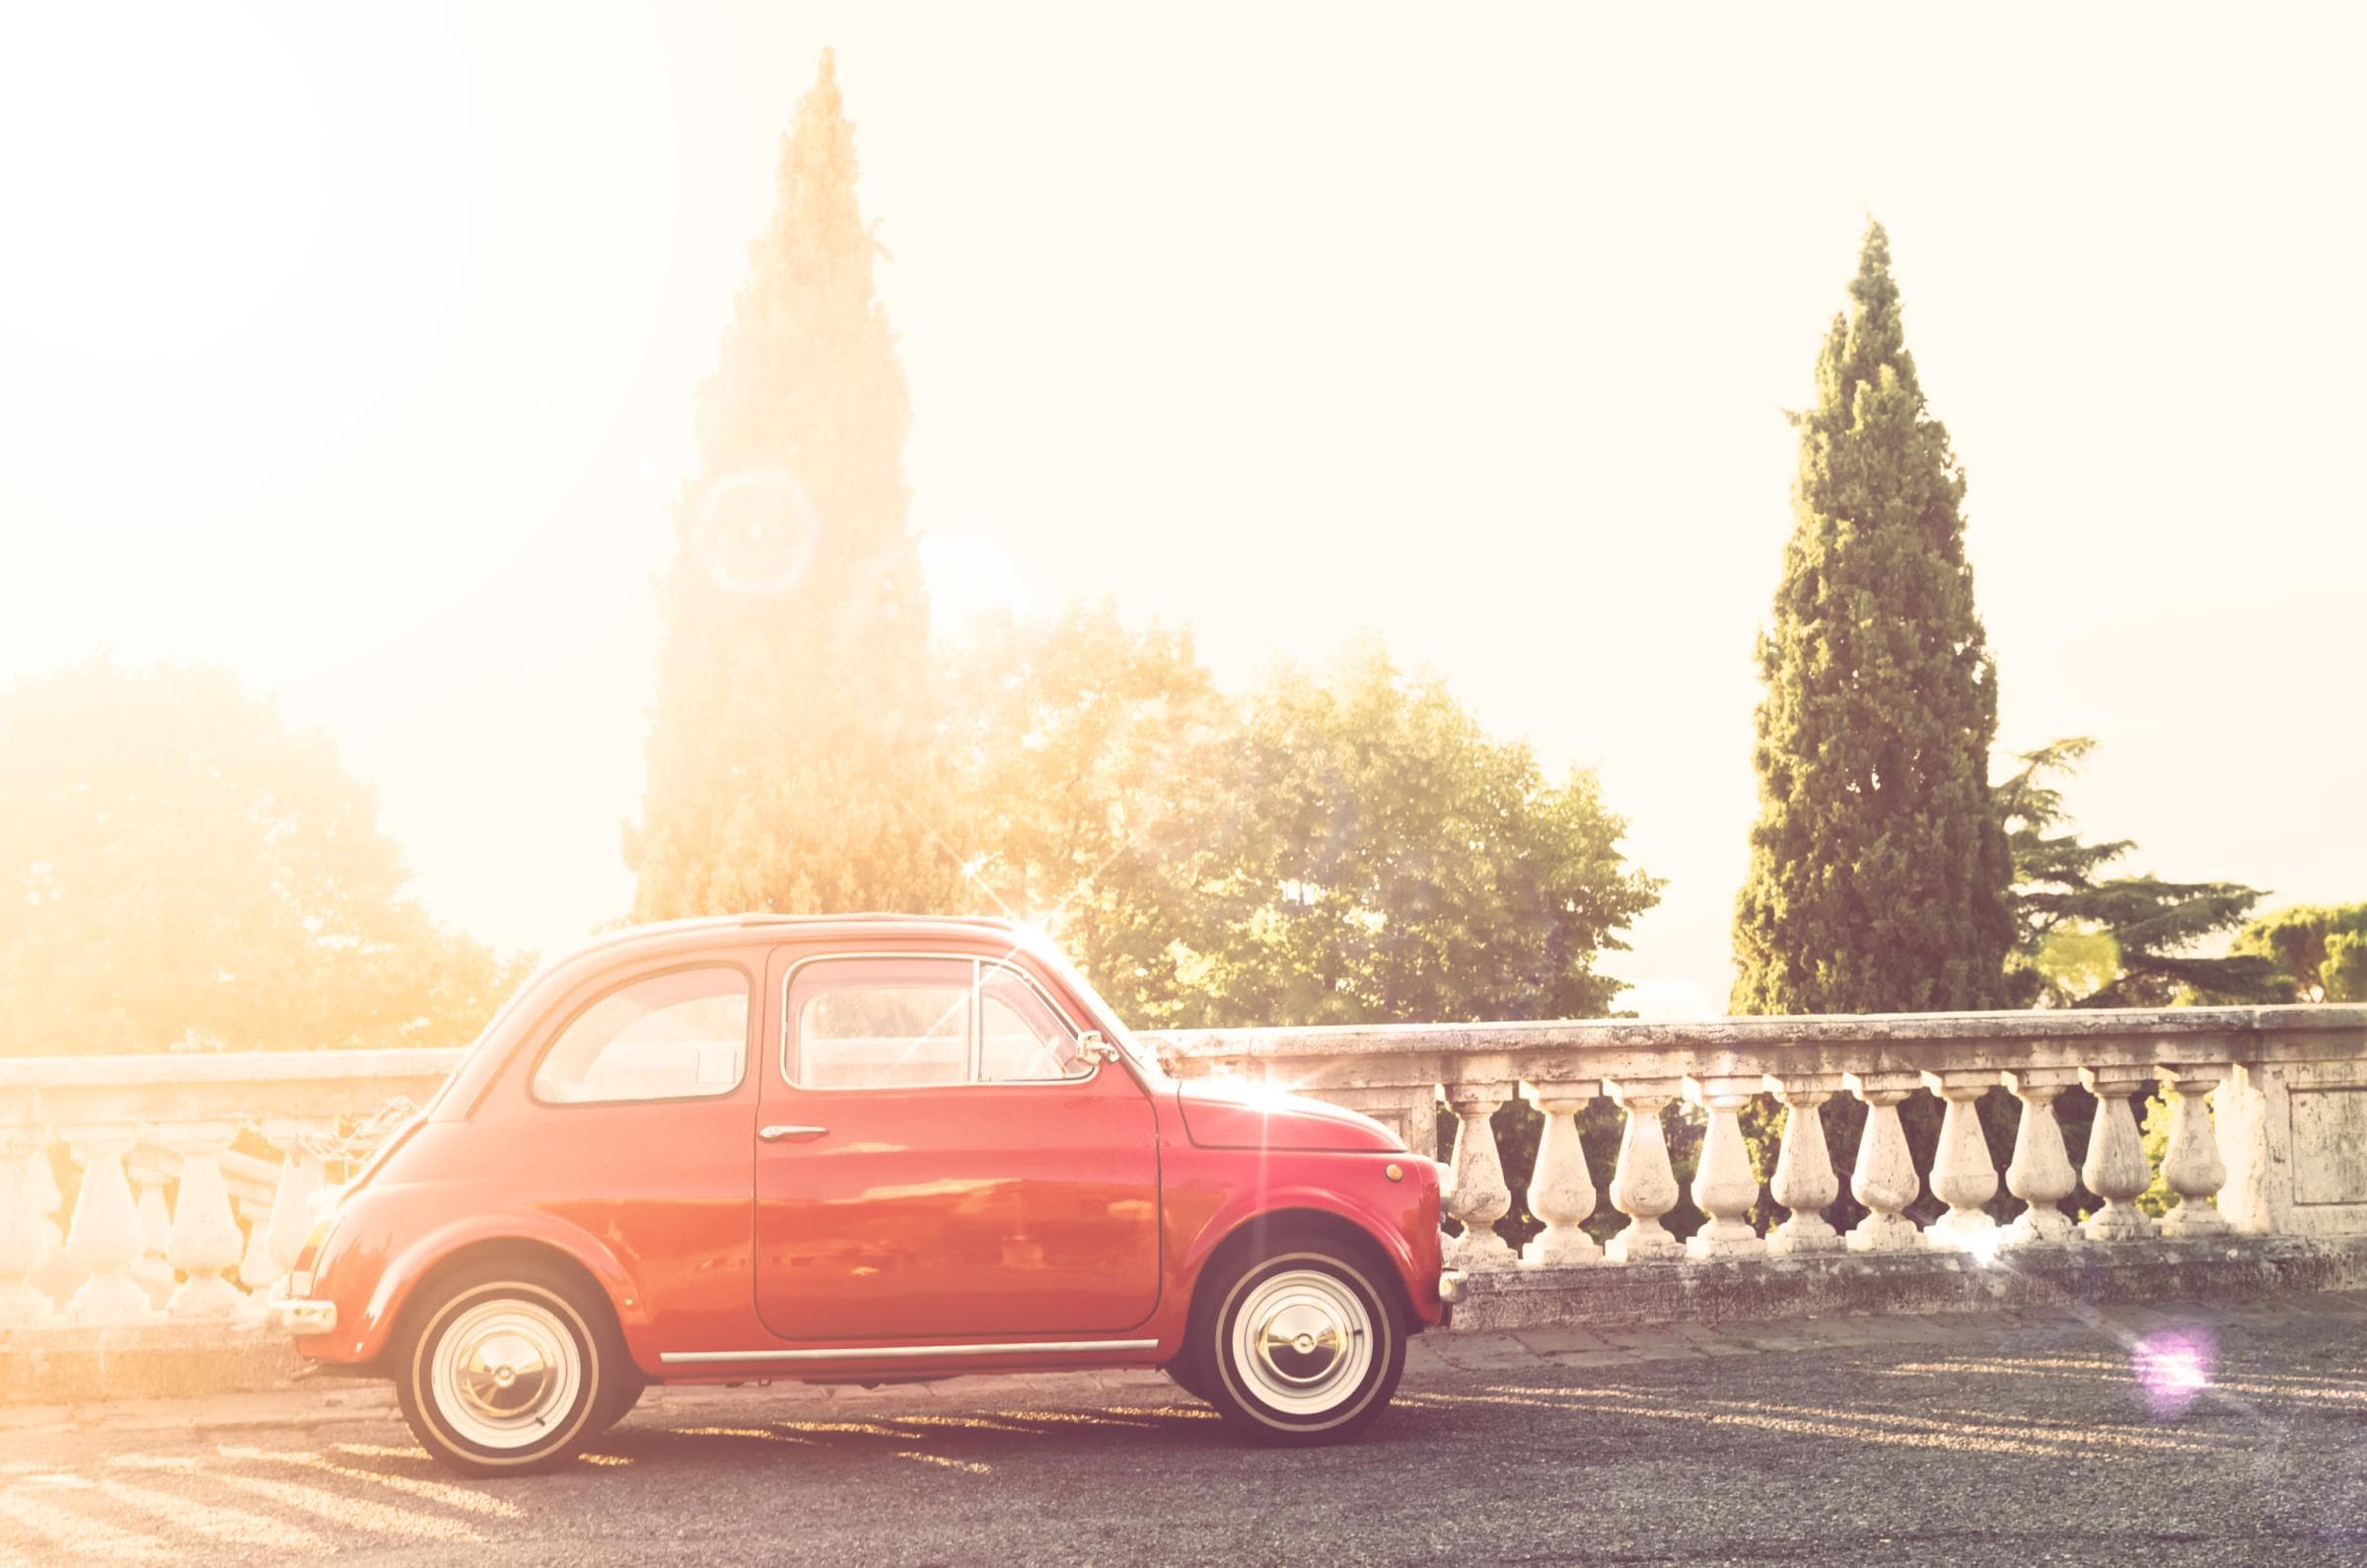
[580,1394,1446,1475]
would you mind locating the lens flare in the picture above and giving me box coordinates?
[1958,1226,2005,1267]
[1242,1079,1304,1112]
[691,469,820,597]
[2131,1329,2216,1419]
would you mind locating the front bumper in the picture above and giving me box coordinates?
[267,1297,339,1336]
[1438,1269,1468,1306]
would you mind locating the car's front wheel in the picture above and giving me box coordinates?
[1191,1232,1405,1444]
[394,1258,618,1475]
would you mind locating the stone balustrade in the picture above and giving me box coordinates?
[1146,1003,2367,1273]
[0,1049,458,1327]
[4,1005,2367,1341]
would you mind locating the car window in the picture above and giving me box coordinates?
[978,967,1080,1082]
[533,966,750,1105]
[792,958,971,1090]
[786,956,1092,1090]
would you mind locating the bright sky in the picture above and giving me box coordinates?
[3,4,2361,1019]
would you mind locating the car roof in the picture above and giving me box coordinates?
[556,912,1027,964]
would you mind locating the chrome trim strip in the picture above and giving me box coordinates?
[659,1338,1160,1366]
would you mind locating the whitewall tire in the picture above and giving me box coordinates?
[1194,1236,1405,1444]
[394,1258,618,1476]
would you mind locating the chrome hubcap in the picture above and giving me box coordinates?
[430,1299,580,1450]
[1231,1267,1373,1415]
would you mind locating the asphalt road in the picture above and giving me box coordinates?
[7,1299,2367,1565]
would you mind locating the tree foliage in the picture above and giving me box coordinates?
[630,50,956,920]
[1178,639,1660,1029]
[1998,738,2285,1007]
[945,603,1234,1027]
[950,618,1662,1032]
[1732,221,2014,1016]
[0,661,521,1054]
[2235,904,2367,1003]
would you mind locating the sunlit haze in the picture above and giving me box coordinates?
[4,4,2360,1017]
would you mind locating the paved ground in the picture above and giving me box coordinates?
[9,1297,2367,1565]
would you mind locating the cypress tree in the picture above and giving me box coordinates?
[629,51,956,919]
[1731,222,2013,1015]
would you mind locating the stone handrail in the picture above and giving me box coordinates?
[0,1049,461,1326]
[3,1004,2365,1333]
[1146,1004,2367,1270]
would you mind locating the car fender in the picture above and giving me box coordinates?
[1184,1177,1441,1326]
[351,1207,646,1366]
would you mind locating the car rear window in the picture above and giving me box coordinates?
[531,965,750,1104]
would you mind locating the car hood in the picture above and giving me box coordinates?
[1173,1080,1405,1153]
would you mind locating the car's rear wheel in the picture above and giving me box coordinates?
[1164,1359,1213,1402]
[394,1258,617,1475]
[592,1370,648,1434]
[1192,1233,1405,1444]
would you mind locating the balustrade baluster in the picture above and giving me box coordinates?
[28,1148,63,1256]
[1684,1077,1765,1258]
[2211,1065,2271,1234]
[62,1123,153,1322]
[241,1119,328,1295]
[1520,1082,1602,1267]
[160,1121,250,1319]
[1922,1072,2000,1249]
[1761,1074,1844,1253]
[0,1128,56,1326]
[130,1164,175,1306]
[238,1199,273,1294]
[1999,1069,2080,1246]
[1442,1086,1516,1269]
[1603,1078,1685,1262]
[1843,1073,1923,1251]
[2079,1066,2156,1242]
[2155,1066,2231,1237]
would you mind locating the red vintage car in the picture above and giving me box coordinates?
[271,915,1454,1474]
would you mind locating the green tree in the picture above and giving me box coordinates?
[1732,220,2014,1017]
[1176,639,1662,1030]
[944,603,1235,1028]
[949,619,1662,1031]
[0,661,521,1054]
[629,51,955,919]
[1998,738,2286,1007]
[2234,904,2367,1002]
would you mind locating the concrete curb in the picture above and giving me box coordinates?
[1450,1233,2367,1330]
[0,1319,307,1404]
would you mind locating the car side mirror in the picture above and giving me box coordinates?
[1073,1032,1120,1069]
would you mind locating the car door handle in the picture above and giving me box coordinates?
[758,1123,828,1143]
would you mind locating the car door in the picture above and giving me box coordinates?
[753,948,1161,1343]
[506,958,762,1353]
